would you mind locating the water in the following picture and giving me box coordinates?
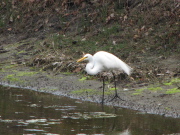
[0,85,179,135]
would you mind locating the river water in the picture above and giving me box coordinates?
[0,85,179,135]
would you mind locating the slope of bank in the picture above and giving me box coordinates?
[0,0,180,118]
[0,40,180,118]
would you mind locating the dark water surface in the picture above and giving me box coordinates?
[0,85,179,135]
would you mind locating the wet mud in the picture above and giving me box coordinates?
[0,65,179,118]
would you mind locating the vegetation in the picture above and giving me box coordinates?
[0,0,179,85]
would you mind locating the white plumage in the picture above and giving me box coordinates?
[77,51,132,103]
[78,51,132,76]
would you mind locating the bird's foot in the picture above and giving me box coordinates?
[100,98,104,105]
[100,101,104,105]
[109,94,124,102]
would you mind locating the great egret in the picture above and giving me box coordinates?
[77,51,132,104]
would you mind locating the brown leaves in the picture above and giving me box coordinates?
[133,26,153,41]
[106,13,115,24]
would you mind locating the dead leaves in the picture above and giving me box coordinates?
[106,13,115,24]
[133,26,154,41]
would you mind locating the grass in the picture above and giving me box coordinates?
[3,71,38,83]
[17,50,26,54]
[132,88,145,95]
[39,23,131,59]
[62,72,72,75]
[166,88,180,94]
[78,77,88,81]
[16,71,38,77]
[2,65,18,69]
[108,87,116,91]
[163,78,180,86]
[4,74,21,82]
[78,76,95,81]
[148,87,163,91]
[0,0,179,90]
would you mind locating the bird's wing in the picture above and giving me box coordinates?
[94,51,132,75]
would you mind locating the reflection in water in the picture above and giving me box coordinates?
[0,85,179,135]
[112,129,131,135]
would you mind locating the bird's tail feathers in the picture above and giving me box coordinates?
[118,60,132,76]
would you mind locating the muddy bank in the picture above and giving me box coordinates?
[0,0,180,120]
[0,35,179,118]
[0,63,179,118]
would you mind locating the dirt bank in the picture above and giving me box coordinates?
[0,63,180,118]
[0,38,179,118]
[0,0,179,118]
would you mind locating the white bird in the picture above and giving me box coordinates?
[77,51,132,104]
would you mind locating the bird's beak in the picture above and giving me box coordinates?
[77,57,86,63]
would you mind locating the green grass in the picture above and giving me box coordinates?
[16,71,38,76]
[132,88,145,95]
[3,65,17,69]
[17,50,26,54]
[108,87,116,91]
[4,74,22,82]
[163,78,180,86]
[3,71,38,83]
[148,87,163,91]
[164,107,171,110]
[78,76,88,81]
[62,72,72,75]
[132,92,141,95]
[166,88,180,94]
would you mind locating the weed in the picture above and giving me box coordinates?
[78,76,94,81]
[62,72,72,75]
[4,74,21,82]
[17,50,26,54]
[16,71,38,77]
[166,88,180,94]
[163,78,180,86]
[3,71,37,83]
[109,87,116,91]
[78,77,88,81]
[164,107,171,110]
[132,93,141,95]
[148,87,163,91]
[132,88,145,95]
[3,65,17,69]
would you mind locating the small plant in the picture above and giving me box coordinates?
[4,74,21,82]
[148,87,163,91]
[163,78,180,86]
[109,87,116,91]
[16,71,38,77]
[166,88,180,94]
[78,76,88,81]
[132,88,145,95]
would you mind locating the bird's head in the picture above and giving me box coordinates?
[77,54,91,63]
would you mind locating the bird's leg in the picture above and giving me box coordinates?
[109,72,124,101]
[101,76,105,104]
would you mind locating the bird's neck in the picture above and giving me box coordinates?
[85,58,100,75]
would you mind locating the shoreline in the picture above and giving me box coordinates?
[0,67,179,118]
